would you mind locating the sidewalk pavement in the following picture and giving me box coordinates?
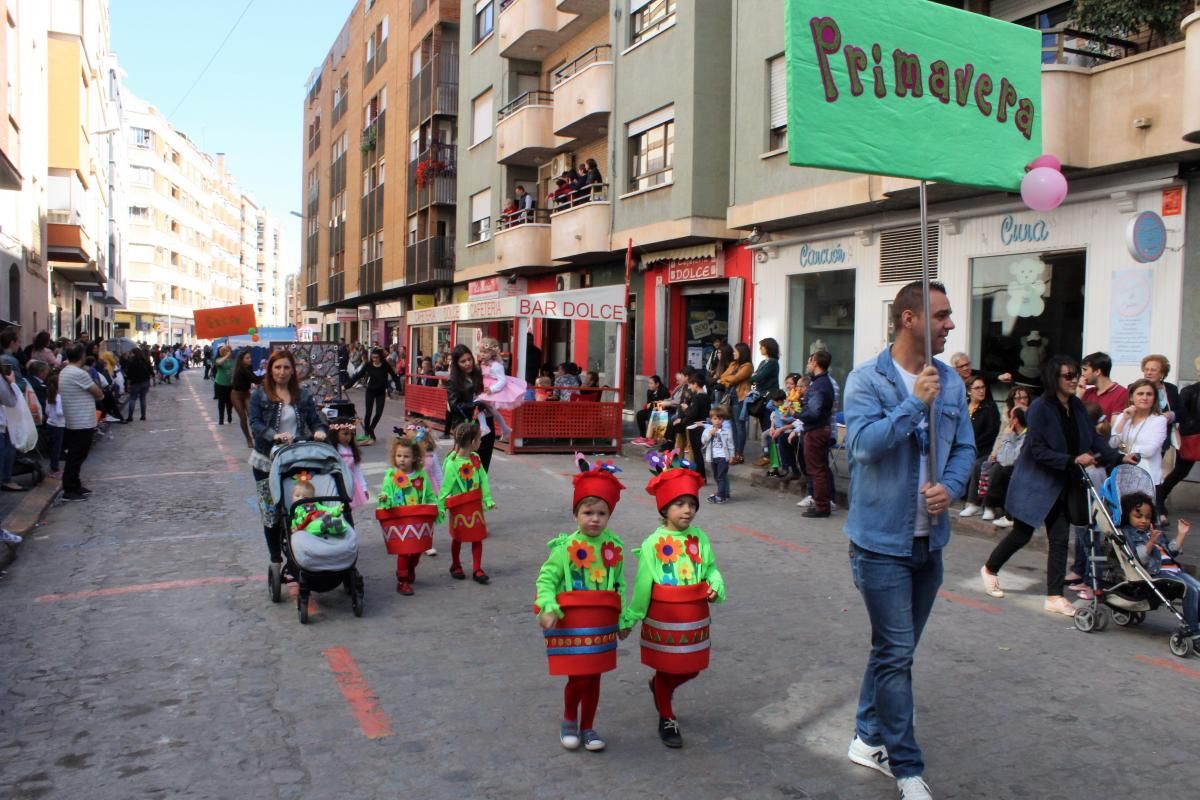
[0,476,61,573]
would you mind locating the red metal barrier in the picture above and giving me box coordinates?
[404,379,622,454]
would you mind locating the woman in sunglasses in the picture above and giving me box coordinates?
[980,355,1138,616]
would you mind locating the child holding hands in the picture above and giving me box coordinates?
[622,459,725,748]
[535,460,629,752]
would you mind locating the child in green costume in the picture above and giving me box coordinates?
[535,460,629,753]
[377,434,439,595]
[438,423,496,584]
[289,480,349,538]
[622,459,725,749]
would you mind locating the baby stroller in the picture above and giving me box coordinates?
[268,440,364,624]
[1072,464,1194,658]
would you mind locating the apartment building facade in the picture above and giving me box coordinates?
[300,0,461,347]
[730,0,1200,392]
[446,0,750,402]
[120,92,286,343]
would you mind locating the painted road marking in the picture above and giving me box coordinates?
[727,523,812,553]
[937,590,1003,615]
[36,575,249,603]
[323,647,395,739]
[1135,655,1200,681]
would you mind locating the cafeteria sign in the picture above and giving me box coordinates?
[785,0,1042,191]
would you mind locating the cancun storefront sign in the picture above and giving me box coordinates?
[785,0,1042,191]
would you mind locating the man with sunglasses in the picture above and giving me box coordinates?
[842,281,976,800]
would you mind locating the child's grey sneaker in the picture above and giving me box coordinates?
[896,776,933,800]
[0,528,22,545]
[560,721,581,750]
[847,736,893,777]
[581,728,606,751]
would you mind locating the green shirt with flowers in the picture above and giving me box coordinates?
[376,467,441,520]
[534,529,627,619]
[437,451,496,515]
[621,525,725,630]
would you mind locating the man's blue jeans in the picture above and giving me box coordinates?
[849,538,943,779]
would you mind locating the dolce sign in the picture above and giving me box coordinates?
[667,259,723,283]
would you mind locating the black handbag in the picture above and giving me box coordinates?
[745,391,766,417]
[1063,476,1090,527]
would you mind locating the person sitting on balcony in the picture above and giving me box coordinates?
[514,185,535,224]
[583,159,603,198]
[570,164,591,206]
[500,197,518,230]
[549,175,574,210]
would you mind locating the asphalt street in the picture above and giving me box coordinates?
[1,370,1198,800]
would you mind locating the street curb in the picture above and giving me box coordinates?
[0,478,61,573]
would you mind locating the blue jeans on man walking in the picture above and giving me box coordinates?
[850,537,943,779]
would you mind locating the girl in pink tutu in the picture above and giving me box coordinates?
[477,339,527,437]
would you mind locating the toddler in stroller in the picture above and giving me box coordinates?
[1073,464,1196,658]
[268,441,364,624]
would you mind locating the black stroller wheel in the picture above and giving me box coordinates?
[1131,611,1146,626]
[351,570,365,617]
[1168,631,1194,659]
[1092,606,1109,632]
[298,590,310,624]
[268,563,282,603]
[1111,609,1132,626]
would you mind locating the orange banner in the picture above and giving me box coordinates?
[193,304,257,340]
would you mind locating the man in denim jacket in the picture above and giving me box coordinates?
[842,281,975,800]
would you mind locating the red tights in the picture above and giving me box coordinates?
[450,540,483,572]
[395,553,421,581]
[564,674,601,729]
[652,671,698,719]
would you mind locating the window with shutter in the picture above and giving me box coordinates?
[768,55,787,150]
[879,225,939,284]
[472,88,493,146]
[470,189,491,243]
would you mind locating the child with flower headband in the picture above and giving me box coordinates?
[439,422,496,583]
[621,452,725,749]
[331,414,369,507]
[377,434,439,595]
[535,456,629,752]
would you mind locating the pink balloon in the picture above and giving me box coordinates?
[1021,167,1068,212]
[1027,154,1062,172]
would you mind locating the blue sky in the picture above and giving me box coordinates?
[110,0,357,275]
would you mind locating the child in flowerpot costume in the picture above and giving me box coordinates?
[622,451,725,748]
[438,423,496,584]
[377,433,439,595]
[535,456,629,752]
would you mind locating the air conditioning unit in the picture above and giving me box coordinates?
[548,153,573,177]
[555,273,579,292]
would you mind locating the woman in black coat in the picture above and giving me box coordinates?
[960,374,1001,515]
[356,347,396,444]
[445,344,496,470]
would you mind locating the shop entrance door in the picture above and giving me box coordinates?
[788,269,856,404]
[681,288,728,374]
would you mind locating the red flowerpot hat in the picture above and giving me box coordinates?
[646,467,704,513]
[572,467,626,513]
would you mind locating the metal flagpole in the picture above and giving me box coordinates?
[919,181,937,480]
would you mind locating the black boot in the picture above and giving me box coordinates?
[658,716,682,748]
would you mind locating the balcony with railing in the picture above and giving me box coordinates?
[363,38,388,85]
[361,111,386,160]
[409,51,459,128]
[1041,21,1200,168]
[496,91,564,165]
[46,173,99,276]
[328,271,345,304]
[494,208,553,271]
[552,45,612,140]
[497,0,583,61]
[305,282,318,310]
[407,144,458,214]
[550,183,610,261]
[405,235,455,287]
[359,258,383,297]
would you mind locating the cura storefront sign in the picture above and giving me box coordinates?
[798,243,848,267]
[1000,214,1049,246]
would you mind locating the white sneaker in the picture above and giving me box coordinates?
[559,721,580,750]
[798,495,814,508]
[980,566,1004,598]
[993,516,1013,528]
[897,776,933,800]
[848,736,893,777]
[959,503,981,517]
[981,508,995,521]
[424,547,438,556]
[104,414,123,423]
[0,528,22,545]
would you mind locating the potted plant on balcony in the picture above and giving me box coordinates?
[360,124,378,155]
[415,158,449,188]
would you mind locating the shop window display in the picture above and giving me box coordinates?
[970,250,1085,394]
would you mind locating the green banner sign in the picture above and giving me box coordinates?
[785,0,1042,191]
